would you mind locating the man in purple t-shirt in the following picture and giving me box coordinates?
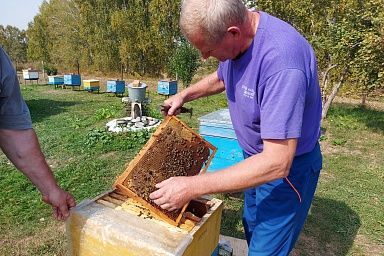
[150,0,322,254]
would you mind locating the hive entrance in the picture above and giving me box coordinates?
[114,116,216,225]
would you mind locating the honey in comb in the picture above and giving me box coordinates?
[114,116,215,225]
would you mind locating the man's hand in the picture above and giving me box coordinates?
[42,187,76,221]
[149,176,197,211]
[161,94,185,116]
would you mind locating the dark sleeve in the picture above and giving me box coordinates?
[0,47,32,130]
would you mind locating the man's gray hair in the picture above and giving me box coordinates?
[180,0,248,44]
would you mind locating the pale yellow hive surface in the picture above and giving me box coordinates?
[67,199,192,256]
[66,195,223,256]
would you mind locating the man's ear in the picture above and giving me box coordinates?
[227,26,241,38]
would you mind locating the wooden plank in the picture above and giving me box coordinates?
[219,235,248,256]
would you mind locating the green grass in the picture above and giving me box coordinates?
[0,84,383,255]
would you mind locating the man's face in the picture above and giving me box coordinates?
[189,32,238,61]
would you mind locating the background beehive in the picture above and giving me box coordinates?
[114,116,216,225]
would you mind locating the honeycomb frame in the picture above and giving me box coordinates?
[113,116,216,226]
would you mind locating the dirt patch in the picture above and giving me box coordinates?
[320,140,363,156]
[334,96,384,111]
[44,89,76,95]
[292,232,342,256]
[1,222,67,256]
[354,234,384,256]
[98,151,117,160]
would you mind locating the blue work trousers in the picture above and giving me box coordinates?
[243,143,322,255]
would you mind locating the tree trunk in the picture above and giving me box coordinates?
[322,68,347,120]
[76,60,80,75]
[361,89,367,107]
[321,64,337,105]
[121,64,124,80]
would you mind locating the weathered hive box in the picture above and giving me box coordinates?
[158,80,178,96]
[48,75,64,85]
[106,80,125,94]
[83,79,100,92]
[22,69,39,80]
[199,109,243,171]
[64,74,81,86]
[67,190,223,256]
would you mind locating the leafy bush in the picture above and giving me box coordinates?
[43,64,57,75]
[84,128,154,151]
[95,107,119,120]
[84,129,113,147]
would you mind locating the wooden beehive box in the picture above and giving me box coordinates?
[22,69,39,80]
[48,75,64,85]
[106,80,125,94]
[64,74,81,86]
[114,116,216,226]
[158,80,178,96]
[67,189,223,256]
[83,79,100,92]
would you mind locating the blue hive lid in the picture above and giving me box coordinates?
[199,108,233,127]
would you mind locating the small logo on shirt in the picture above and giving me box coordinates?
[242,84,255,99]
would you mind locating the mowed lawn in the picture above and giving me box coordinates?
[0,84,383,255]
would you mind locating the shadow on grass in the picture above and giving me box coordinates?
[329,102,384,133]
[294,196,360,255]
[219,196,360,255]
[26,99,79,123]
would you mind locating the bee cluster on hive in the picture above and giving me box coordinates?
[114,116,216,225]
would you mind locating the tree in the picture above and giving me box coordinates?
[168,41,200,88]
[27,1,51,64]
[0,25,27,68]
[111,0,181,75]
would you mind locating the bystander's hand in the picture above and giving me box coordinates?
[42,187,76,221]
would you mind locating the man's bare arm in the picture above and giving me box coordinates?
[0,129,76,220]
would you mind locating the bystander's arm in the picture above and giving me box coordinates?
[0,128,76,220]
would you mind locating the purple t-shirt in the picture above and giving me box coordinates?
[217,12,322,156]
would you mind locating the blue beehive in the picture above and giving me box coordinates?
[48,76,64,85]
[64,74,81,86]
[157,80,177,96]
[199,109,243,172]
[106,80,125,94]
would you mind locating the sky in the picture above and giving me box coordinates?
[0,0,44,30]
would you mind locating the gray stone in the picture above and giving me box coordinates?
[135,122,144,128]
[122,97,130,103]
